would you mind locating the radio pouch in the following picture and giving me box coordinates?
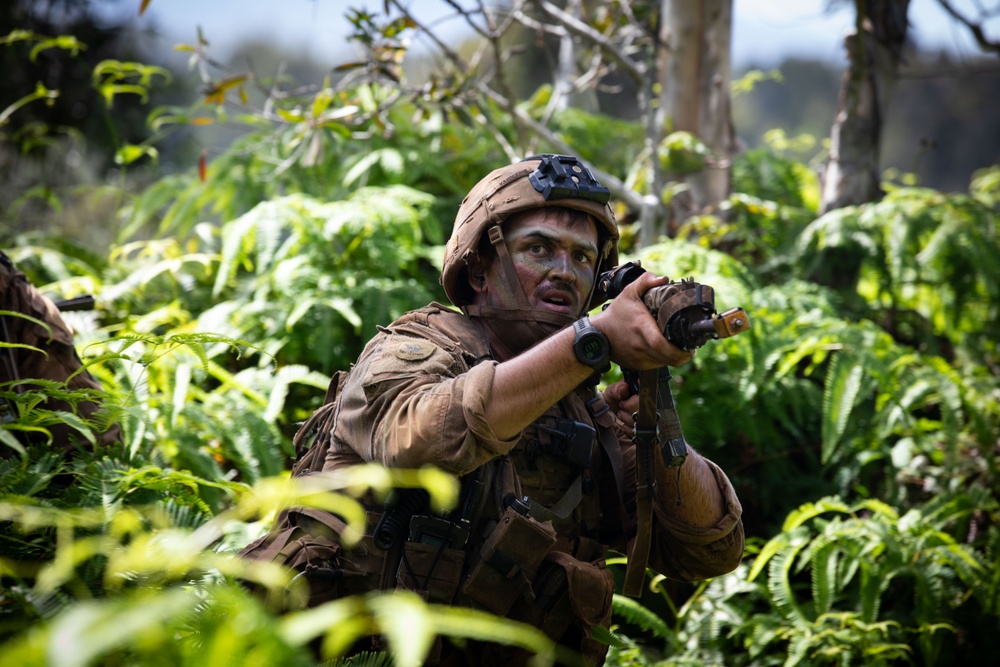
[461,505,557,616]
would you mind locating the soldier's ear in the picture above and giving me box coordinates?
[466,254,489,294]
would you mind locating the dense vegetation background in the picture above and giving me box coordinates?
[2,1,999,665]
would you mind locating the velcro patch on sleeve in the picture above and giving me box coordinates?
[394,340,436,361]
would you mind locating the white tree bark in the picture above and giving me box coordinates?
[655,0,736,242]
[550,0,598,113]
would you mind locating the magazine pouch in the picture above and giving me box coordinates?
[461,505,557,616]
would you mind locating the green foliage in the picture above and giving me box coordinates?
[199,186,442,375]
[2,185,555,666]
[612,594,672,641]
[612,491,1000,666]
[540,98,646,177]
[121,79,509,246]
[658,132,713,175]
[739,494,996,666]
[635,188,998,520]
[731,69,784,96]
[3,11,1000,665]
[1,460,545,667]
[795,183,1000,361]
[681,142,820,285]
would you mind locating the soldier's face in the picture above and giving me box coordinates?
[474,209,599,317]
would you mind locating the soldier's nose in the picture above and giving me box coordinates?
[549,253,576,282]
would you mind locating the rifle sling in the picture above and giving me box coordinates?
[622,368,659,597]
[587,395,633,536]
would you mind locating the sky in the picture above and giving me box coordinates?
[113,0,992,71]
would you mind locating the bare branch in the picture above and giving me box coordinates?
[439,0,494,41]
[507,5,568,39]
[529,0,646,85]
[383,1,660,223]
[484,1,531,148]
[937,0,1000,54]
[474,79,646,211]
[388,0,468,71]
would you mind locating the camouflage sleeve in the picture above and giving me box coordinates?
[329,330,519,475]
[619,434,744,581]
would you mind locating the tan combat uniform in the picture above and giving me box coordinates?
[319,302,744,666]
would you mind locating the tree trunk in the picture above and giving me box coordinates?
[820,0,911,214]
[653,0,736,244]
[550,0,598,113]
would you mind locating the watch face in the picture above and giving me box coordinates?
[580,334,607,361]
[574,318,609,370]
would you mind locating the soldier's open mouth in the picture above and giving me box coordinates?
[540,296,575,312]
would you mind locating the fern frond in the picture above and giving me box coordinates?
[766,530,812,625]
[784,632,811,667]
[783,498,852,532]
[611,594,671,640]
[322,650,394,667]
[213,203,262,296]
[25,587,73,620]
[821,352,865,464]
[810,540,840,616]
[589,624,629,649]
[850,499,898,521]
[747,615,783,660]
[858,560,890,624]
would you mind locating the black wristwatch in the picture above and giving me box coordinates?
[572,316,611,372]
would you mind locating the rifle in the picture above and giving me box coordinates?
[595,261,751,596]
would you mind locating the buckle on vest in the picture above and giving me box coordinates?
[585,395,609,418]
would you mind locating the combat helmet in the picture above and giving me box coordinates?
[441,154,619,311]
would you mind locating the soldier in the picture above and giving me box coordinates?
[247,155,744,666]
[0,250,120,456]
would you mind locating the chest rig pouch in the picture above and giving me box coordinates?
[525,416,597,471]
[379,468,488,606]
[461,412,598,617]
[461,501,558,616]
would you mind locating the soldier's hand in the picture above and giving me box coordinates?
[603,380,638,427]
[591,272,694,370]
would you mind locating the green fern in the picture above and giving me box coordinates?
[611,594,671,640]
[820,353,865,464]
[766,532,811,626]
[323,651,395,667]
[809,540,840,616]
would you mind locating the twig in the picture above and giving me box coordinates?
[531,0,645,85]
[937,0,1000,54]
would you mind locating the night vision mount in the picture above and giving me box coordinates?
[524,154,612,204]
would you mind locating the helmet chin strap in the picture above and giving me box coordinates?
[463,224,578,361]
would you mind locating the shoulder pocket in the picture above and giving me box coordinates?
[364,334,463,386]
